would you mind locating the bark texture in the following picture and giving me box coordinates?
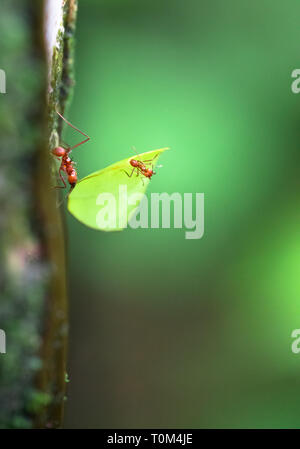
[0,0,77,428]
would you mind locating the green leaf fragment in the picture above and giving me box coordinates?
[68,148,169,231]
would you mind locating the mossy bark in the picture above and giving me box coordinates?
[0,0,78,428]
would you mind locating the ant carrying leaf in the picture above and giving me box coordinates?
[52,112,169,231]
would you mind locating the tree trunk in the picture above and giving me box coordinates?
[0,0,78,429]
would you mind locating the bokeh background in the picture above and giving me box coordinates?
[63,0,300,428]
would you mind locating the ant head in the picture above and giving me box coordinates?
[130,159,138,167]
[52,146,67,157]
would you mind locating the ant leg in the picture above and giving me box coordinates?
[57,183,74,208]
[57,111,89,138]
[54,168,67,189]
[143,154,159,163]
[59,168,67,187]
[138,174,147,184]
[56,111,90,152]
[69,137,90,151]
[123,167,135,178]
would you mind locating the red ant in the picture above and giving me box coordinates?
[52,111,90,193]
[124,150,161,184]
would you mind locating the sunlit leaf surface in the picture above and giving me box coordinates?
[68,148,169,231]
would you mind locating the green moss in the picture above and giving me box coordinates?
[25,390,52,415]
[60,0,78,114]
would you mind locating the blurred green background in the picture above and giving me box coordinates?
[63,0,300,428]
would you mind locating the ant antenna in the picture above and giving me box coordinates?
[131,146,141,159]
[56,110,90,150]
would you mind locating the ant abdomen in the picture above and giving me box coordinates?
[68,171,77,185]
